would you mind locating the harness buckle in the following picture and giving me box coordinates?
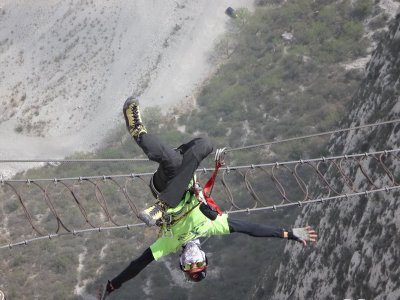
[161,214,173,226]
[161,227,174,238]
[192,183,207,204]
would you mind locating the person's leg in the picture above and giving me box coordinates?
[123,97,182,192]
[123,96,147,138]
[140,136,212,186]
[139,137,212,225]
[123,97,171,225]
[122,97,213,222]
[177,137,214,162]
[158,137,213,208]
[136,134,181,166]
[137,133,182,191]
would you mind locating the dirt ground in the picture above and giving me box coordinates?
[0,0,253,178]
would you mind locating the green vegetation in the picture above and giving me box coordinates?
[0,0,384,299]
[185,0,371,164]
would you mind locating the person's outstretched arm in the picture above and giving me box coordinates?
[228,217,317,245]
[228,217,285,237]
[106,248,154,294]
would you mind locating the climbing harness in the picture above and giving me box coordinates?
[193,147,226,215]
[159,148,226,227]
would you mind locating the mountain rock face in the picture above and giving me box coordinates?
[254,13,400,300]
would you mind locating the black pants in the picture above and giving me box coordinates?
[136,134,213,208]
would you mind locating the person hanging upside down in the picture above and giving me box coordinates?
[98,98,318,298]
[122,96,214,226]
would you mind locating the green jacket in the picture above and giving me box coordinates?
[150,192,230,260]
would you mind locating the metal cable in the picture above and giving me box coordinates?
[226,185,400,214]
[2,149,399,183]
[0,223,146,250]
[225,118,400,152]
[1,184,399,250]
[1,119,399,163]
[0,158,150,163]
[1,149,399,249]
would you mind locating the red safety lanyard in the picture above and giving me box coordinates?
[199,161,223,215]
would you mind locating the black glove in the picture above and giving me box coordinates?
[107,280,120,293]
[200,203,218,220]
[98,281,117,300]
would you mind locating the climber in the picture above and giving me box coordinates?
[98,98,318,299]
[100,211,316,297]
[122,97,215,226]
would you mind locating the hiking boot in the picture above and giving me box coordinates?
[138,202,165,226]
[123,97,147,139]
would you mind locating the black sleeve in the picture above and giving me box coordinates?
[111,248,155,289]
[228,217,285,238]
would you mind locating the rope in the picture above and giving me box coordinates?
[226,185,400,214]
[0,223,146,250]
[1,172,155,183]
[1,148,399,249]
[1,184,398,250]
[0,120,398,250]
[1,119,398,163]
[225,118,400,152]
[0,158,150,163]
[1,148,397,237]
[2,148,399,183]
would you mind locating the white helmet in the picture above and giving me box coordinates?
[179,239,207,282]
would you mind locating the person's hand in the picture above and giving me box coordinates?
[97,281,117,300]
[214,147,226,166]
[288,226,317,246]
[106,280,117,293]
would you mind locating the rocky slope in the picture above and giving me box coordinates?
[255,12,400,300]
[0,0,252,177]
